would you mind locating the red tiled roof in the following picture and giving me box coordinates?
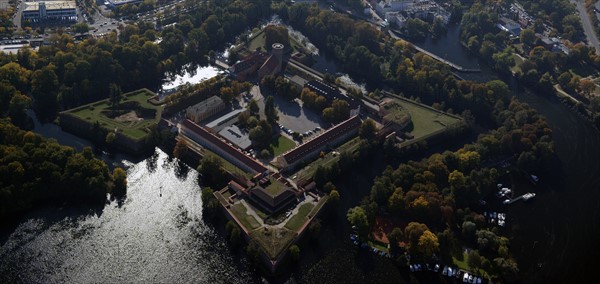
[282,116,361,165]
[182,119,268,174]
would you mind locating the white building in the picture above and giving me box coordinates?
[22,1,77,23]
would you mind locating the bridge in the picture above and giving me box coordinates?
[387,30,481,73]
[410,44,481,73]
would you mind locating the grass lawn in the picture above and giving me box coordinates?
[246,29,306,54]
[393,98,461,139]
[510,54,523,73]
[452,251,492,279]
[308,195,328,217]
[368,241,389,253]
[250,227,296,259]
[270,135,296,156]
[284,203,315,232]
[230,203,261,231]
[291,137,361,183]
[264,177,287,196]
[64,89,161,140]
[203,148,252,178]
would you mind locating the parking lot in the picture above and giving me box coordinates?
[271,94,326,135]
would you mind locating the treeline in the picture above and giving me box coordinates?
[0,0,271,123]
[0,119,127,227]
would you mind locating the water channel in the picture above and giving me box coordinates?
[1,25,599,283]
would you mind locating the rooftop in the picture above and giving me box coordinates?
[181,119,268,174]
[282,115,361,165]
[218,125,251,150]
[23,1,76,11]
[186,96,223,115]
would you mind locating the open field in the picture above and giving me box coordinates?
[284,203,315,231]
[246,29,306,55]
[249,227,296,259]
[270,135,296,156]
[264,177,287,196]
[230,203,261,231]
[394,97,462,139]
[63,89,162,140]
[291,137,361,183]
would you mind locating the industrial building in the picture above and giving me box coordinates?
[21,1,77,23]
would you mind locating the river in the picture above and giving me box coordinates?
[1,24,599,283]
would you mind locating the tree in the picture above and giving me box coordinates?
[417,230,439,258]
[448,170,466,189]
[248,99,259,114]
[264,95,278,123]
[105,132,116,145]
[579,79,596,97]
[388,188,405,213]
[8,92,31,127]
[109,83,122,112]
[72,22,90,34]
[112,167,127,197]
[289,244,300,262]
[359,119,377,140]
[197,153,227,187]
[520,29,535,46]
[219,87,234,103]
[467,249,482,270]
[328,189,340,203]
[404,222,429,254]
[309,218,322,239]
[388,227,403,252]
[347,206,369,239]
[30,65,59,120]
[173,139,188,159]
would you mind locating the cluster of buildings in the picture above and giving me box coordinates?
[277,115,361,172]
[21,1,77,23]
[499,3,570,54]
[374,0,450,28]
[180,118,306,214]
[229,42,286,81]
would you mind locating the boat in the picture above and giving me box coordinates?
[522,192,536,201]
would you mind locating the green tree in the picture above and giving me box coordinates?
[448,170,466,189]
[359,119,377,140]
[8,93,32,127]
[112,167,127,197]
[264,95,278,123]
[248,99,259,114]
[109,83,122,112]
[105,132,116,145]
[347,206,369,239]
[467,249,482,270]
[520,29,535,46]
[289,244,300,262]
[388,188,405,213]
[328,189,340,203]
[387,227,403,252]
[198,153,227,187]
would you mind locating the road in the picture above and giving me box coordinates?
[571,0,600,54]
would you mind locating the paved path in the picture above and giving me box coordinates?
[571,0,600,54]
